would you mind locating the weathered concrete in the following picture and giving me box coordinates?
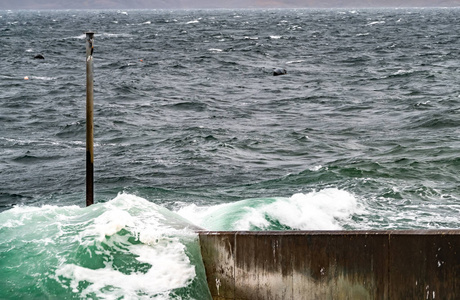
[198,230,460,300]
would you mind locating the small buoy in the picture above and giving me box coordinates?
[140,59,143,62]
[24,76,29,80]
[273,68,287,76]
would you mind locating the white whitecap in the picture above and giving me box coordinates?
[31,76,56,81]
[52,193,199,298]
[367,21,385,26]
[55,238,195,299]
[177,188,361,231]
[236,189,359,230]
[72,34,86,39]
[393,69,413,76]
[286,60,305,64]
[309,165,323,171]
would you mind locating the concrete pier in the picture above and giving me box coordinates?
[198,230,460,300]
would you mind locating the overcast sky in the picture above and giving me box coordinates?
[2,0,460,10]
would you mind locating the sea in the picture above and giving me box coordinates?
[1,7,460,299]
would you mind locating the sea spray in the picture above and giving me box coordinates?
[177,188,361,231]
[0,194,211,299]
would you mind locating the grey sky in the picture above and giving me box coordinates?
[2,0,460,10]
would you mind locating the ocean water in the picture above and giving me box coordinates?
[1,7,460,299]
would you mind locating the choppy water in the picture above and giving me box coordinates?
[1,7,460,299]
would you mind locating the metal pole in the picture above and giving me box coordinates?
[86,32,94,206]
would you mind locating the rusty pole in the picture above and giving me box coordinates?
[86,32,94,206]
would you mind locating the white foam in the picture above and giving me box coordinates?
[309,165,323,171]
[208,48,223,52]
[177,203,225,229]
[81,193,198,243]
[92,209,135,241]
[286,60,305,64]
[49,193,198,298]
[392,69,414,76]
[0,218,24,229]
[186,20,199,24]
[72,34,86,39]
[235,207,271,229]
[55,237,195,299]
[177,188,361,231]
[367,21,385,26]
[100,32,133,38]
[237,189,359,230]
[68,32,131,39]
[30,76,57,81]
[270,35,282,39]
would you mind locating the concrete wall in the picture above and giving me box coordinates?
[198,230,460,300]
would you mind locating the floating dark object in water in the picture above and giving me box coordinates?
[273,68,287,76]
[34,54,45,59]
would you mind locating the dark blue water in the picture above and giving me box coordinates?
[1,8,460,298]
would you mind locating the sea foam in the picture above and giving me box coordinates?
[0,194,206,299]
[177,188,361,231]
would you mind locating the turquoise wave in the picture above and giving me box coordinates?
[0,188,361,299]
[0,194,211,299]
[177,188,360,231]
